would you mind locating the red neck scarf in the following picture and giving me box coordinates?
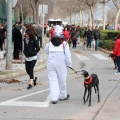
[84,76,92,85]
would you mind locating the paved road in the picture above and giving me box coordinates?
[0,44,120,120]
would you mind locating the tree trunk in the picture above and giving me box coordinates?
[79,10,82,27]
[89,8,92,26]
[70,13,72,24]
[81,11,84,27]
[90,6,94,29]
[36,6,39,25]
[115,9,120,31]
[30,0,36,23]
[103,1,107,30]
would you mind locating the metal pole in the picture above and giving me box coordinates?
[6,0,12,69]
[42,4,44,48]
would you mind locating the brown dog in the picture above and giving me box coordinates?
[109,53,117,69]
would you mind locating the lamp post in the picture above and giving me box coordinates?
[6,0,18,69]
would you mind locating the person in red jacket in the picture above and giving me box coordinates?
[113,34,120,75]
[63,27,70,41]
[50,26,54,39]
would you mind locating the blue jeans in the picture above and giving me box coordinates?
[87,38,92,48]
[116,56,120,72]
[95,39,99,51]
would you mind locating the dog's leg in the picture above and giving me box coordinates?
[83,87,87,104]
[96,84,100,103]
[94,85,97,94]
[88,88,91,106]
[114,61,117,69]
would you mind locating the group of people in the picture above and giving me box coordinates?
[49,24,81,49]
[83,26,101,51]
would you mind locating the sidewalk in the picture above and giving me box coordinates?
[0,36,49,81]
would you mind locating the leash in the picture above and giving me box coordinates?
[68,67,81,74]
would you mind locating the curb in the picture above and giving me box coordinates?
[98,47,112,54]
[0,63,46,81]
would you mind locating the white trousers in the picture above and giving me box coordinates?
[47,63,67,101]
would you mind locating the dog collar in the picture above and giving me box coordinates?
[84,76,92,85]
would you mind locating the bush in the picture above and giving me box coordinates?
[106,41,115,50]
[100,30,120,40]
[99,40,115,51]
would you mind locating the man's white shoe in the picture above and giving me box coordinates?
[114,72,120,75]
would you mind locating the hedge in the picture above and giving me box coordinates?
[99,40,115,51]
[100,30,120,40]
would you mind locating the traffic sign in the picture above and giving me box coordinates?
[39,4,48,15]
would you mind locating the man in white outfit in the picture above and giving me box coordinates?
[45,37,72,104]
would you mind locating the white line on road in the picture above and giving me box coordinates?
[0,89,50,108]
[92,54,108,60]
[75,54,89,60]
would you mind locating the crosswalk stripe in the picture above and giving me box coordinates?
[75,53,109,61]
[0,89,50,108]
[92,54,108,60]
[75,54,89,60]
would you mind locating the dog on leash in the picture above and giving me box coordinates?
[109,53,117,69]
[91,39,95,51]
[0,50,6,60]
[80,70,100,106]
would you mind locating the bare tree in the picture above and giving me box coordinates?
[112,0,120,31]
[81,0,99,28]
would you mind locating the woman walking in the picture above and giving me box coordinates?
[45,37,72,104]
[113,34,120,75]
[23,28,40,89]
[63,27,70,41]
[71,27,78,49]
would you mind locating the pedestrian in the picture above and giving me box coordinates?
[12,24,22,59]
[86,26,93,49]
[44,37,72,104]
[83,27,88,49]
[63,27,70,41]
[71,27,78,49]
[76,26,81,44]
[34,24,42,48]
[93,26,101,51]
[113,34,120,75]
[49,26,55,39]
[0,23,6,51]
[23,28,40,89]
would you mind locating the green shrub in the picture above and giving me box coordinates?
[100,30,120,40]
[106,41,115,50]
[99,40,115,50]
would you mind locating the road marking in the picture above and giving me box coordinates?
[0,89,50,108]
[75,54,89,60]
[92,54,108,60]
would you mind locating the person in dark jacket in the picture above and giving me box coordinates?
[83,27,88,49]
[24,28,40,89]
[0,23,6,51]
[71,27,78,49]
[86,26,93,49]
[12,24,22,59]
[93,26,100,51]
